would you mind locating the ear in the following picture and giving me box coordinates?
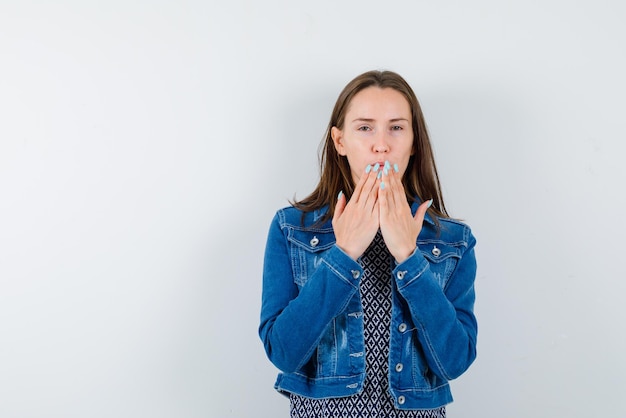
[331,126,346,156]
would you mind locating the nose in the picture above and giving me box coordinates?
[373,133,389,153]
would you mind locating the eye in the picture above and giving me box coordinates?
[357,125,372,131]
[391,125,403,131]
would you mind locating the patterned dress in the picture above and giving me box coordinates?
[290,232,446,418]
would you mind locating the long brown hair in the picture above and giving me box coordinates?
[293,70,449,225]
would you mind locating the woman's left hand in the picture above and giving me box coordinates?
[378,162,431,264]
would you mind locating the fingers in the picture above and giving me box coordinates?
[388,162,402,206]
[378,161,401,214]
[332,165,381,260]
[378,161,423,263]
[353,164,380,209]
[413,198,434,226]
[333,191,346,224]
[351,165,370,200]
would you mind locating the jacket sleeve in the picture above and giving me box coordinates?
[393,228,478,381]
[258,211,363,373]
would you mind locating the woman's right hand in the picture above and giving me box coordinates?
[332,166,380,260]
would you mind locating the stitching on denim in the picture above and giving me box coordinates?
[418,321,452,381]
[321,258,358,288]
[331,319,338,373]
[398,262,428,290]
[393,381,450,393]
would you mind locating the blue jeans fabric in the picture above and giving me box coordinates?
[259,201,478,410]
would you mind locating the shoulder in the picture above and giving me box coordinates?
[425,215,476,248]
[269,206,336,250]
[438,217,474,236]
[273,205,333,231]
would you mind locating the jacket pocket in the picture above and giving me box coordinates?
[417,241,462,290]
[287,228,336,287]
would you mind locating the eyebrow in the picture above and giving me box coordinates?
[351,117,409,123]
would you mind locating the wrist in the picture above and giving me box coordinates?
[393,245,416,264]
[335,242,361,261]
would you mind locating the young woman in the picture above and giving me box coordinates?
[259,70,478,417]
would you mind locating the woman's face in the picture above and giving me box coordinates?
[331,87,414,185]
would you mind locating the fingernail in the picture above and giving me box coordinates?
[380,181,385,190]
[377,171,382,179]
[384,161,391,171]
[383,166,389,175]
[373,163,380,172]
[426,199,433,208]
[365,164,372,174]
[338,191,343,199]
[393,163,399,173]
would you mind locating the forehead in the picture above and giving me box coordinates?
[346,87,411,119]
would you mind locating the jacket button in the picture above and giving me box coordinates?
[397,271,406,280]
[351,270,360,279]
[398,395,405,405]
[310,236,319,247]
[432,245,441,257]
[398,323,407,332]
[395,363,404,372]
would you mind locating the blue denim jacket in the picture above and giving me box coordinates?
[259,201,477,410]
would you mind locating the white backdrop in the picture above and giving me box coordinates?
[1,1,625,417]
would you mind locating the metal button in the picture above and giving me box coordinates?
[432,245,441,257]
[395,363,404,372]
[351,270,360,279]
[398,396,406,405]
[398,323,407,332]
[397,270,407,280]
[310,236,319,247]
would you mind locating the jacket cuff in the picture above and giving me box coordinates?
[322,245,364,288]
[392,247,429,289]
